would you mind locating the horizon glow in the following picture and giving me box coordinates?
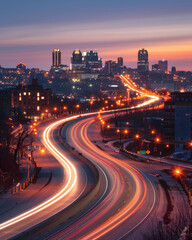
[0,0,192,71]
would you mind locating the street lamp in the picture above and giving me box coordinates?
[116,129,122,148]
[90,101,93,112]
[135,134,140,139]
[156,138,160,143]
[40,148,45,154]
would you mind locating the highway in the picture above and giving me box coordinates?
[0,75,162,239]
[45,116,157,240]
[0,119,98,239]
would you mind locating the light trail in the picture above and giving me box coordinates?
[50,116,156,240]
[0,75,160,236]
[0,117,79,230]
[77,119,155,239]
[119,75,158,99]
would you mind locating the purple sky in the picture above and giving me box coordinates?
[0,0,192,71]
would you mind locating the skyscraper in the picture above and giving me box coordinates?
[117,57,123,67]
[70,50,86,70]
[137,49,149,72]
[87,50,98,62]
[172,66,176,74]
[86,50,101,70]
[158,60,168,72]
[105,60,112,75]
[52,49,61,67]
[152,64,160,72]
[71,50,82,64]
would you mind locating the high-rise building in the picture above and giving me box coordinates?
[71,50,82,64]
[82,52,87,64]
[137,49,149,72]
[158,60,168,72]
[70,49,102,71]
[105,61,112,75]
[87,50,98,62]
[117,57,123,67]
[86,50,101,70]
[70,50,86,71]
[52,49,61,67]
[152,64,160,72]
[105,60,118,75]
[172,66,176,74]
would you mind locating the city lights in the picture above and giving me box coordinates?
[0,2,191,239]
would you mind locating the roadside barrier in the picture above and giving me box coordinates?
[11,164,37,194]
[180,177,192,207]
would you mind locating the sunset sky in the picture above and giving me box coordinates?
[0,0,192,71]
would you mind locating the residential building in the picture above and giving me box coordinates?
[11,79,51,119]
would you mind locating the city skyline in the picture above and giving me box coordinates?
[0,0,192,70]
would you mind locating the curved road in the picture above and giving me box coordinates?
[0,119,96,239]
[0,75,161,239]
[47,116,157,240]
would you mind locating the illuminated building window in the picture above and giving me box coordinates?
[37,97,40,101]
[23,92,26,95]
[23,112,26,115]
[19,97,22,101]
[37,92,40,96]
[37,106,40,111]
[28,92,31,95]
[19,93,21,96]
[41,96,45,100]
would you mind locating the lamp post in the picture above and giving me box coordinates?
[117,129,122,148]
[76,104,80,114]
[90,101,93,112]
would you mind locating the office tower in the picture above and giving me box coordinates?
[158,60,168,72]
[117,57,123,67]
[105,60,112,75]
[52,49,61,67]
[87,50,98,62]
[172,66,176,74]
[86,50,101,70]
[70,50,87,71]
[16,62,26,71]
[82,52,87,64]
[71,50,82,64]
[98,58,102,69]
[152,64,160,72]
[105,60,118,75]
[137,49,149,72]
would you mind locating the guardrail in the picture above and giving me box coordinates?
[120,149,150,162]
[180,177,192,207]
[120,149,192,207]
[11,163,37,194]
